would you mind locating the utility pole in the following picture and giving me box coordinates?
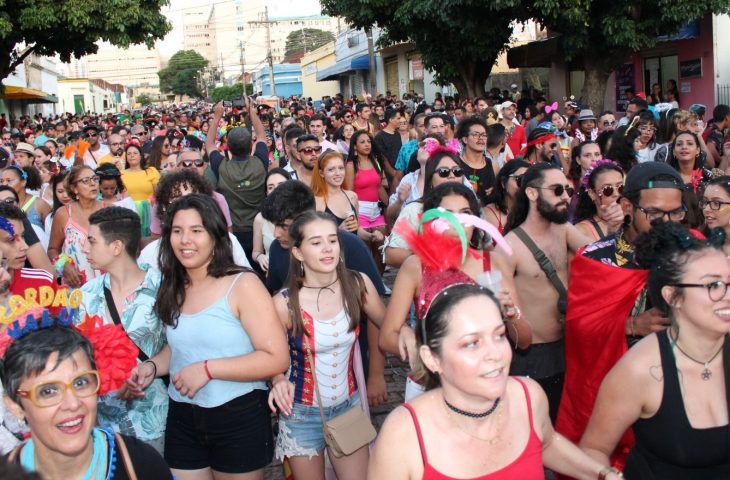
[366,28,377,94]
[249,7,276,97]
[240,41,247,96]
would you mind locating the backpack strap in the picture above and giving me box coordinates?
[512,226,567,315]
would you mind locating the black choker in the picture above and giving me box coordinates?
[301,278,339,312]
[444,397,501,418]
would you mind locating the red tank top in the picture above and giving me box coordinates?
[404,378,544,480]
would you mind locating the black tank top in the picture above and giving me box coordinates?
[624,329,730,479]
[324,191,357,226]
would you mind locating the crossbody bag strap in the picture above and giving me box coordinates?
[512,226,567,302]
[114,432,138,480]
[103,286,150,363]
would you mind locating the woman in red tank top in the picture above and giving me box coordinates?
[369,284,623,480]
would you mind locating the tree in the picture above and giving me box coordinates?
[135,93,152,106]
[495,0,730,111]
[322,1,521,98]
[0,0,170,83]
[158,50,208,99]
[210,84,254,103]
[284,28,335,57]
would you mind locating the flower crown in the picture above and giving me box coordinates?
[581,159,622,190]
[0,307,139,395]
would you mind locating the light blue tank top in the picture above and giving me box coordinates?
[166,272,266,407]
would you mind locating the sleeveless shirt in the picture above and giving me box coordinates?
[404,378,543,479]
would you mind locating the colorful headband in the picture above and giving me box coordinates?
[7,165,27,180]
[581,159,621,190]
[520,132,557,155]
[545,101,559,114]
[0,307,139,396]
[425,138,460,158]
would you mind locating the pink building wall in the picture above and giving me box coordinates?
[630,15,715,109]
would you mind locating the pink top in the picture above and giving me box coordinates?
[353,166,382,202]
[404,378,543,480]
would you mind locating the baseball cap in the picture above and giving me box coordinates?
[623,161,685,196]
[500,101,516,110]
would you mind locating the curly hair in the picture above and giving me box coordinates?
[634,220,725,315]
[153,169,212,221]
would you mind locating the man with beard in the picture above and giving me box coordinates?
[96,133,125,168]
[521,127,560,166]
[502,163,594,422]
[556,162,683,465]
[293,134,321,186]
[500,100,526,157]
[0,204,56,303]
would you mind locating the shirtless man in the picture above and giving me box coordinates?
[352,102,375,135]
[502,163,605,421]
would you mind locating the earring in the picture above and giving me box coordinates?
[623,215,632,227]
[299,261,305,277]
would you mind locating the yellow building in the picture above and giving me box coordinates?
[301,42,340,99]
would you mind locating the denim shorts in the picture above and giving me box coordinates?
[275,393,360,460]
[164,389,274,473]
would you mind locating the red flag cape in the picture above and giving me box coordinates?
[556,250,648,465]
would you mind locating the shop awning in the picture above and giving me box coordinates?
[1,85,58,103]
[507,36,561,69]
[316,55,369,81]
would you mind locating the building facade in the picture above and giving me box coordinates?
[57,78,130,115]
[1,53,59,117]
[252,64,302,98]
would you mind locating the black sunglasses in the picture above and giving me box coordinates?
[598,184,623,197]
[534,184,575,197]
[299,146,323,154]
[180,159,206,168]
[435,167,464,178]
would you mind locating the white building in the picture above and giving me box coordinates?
[1,53,59,117]
[57,78,129,115]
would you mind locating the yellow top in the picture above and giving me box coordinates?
[121,167,160,202]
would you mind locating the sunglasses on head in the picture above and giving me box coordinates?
[299,146,323,154]
[435,167,464,178]
[597,184,624,197]
[180,159,205,168]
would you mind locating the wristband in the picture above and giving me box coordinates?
[203,359,213,380]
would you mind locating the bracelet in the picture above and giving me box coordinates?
[143,359,157,378]
[53,254,75,276]
[598,466,623,479]
[203,359,213,380]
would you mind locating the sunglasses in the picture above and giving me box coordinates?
[85,132,98,138]
[535,184,575,197]
[179,159,205,168]
[509,173,523,184]
[435,167,464,178]
[299,146,323,154]
[597,184,624,197]
[602,120,617,127]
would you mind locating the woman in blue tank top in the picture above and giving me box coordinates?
[126,194,289,480]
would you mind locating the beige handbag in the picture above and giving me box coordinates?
[304,337,376,458]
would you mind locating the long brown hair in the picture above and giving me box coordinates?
[285,211,365,337]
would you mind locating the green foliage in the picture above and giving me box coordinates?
[0,0,170,81]
[322,0,522,97]
[158,50,208,98]
[135,93,152,105]
[210,84,253,103]
[284,28,335,57]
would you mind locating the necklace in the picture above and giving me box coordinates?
[302,278,339,312]
[444,396,501,418]
[670,329,725,380]
[20,426,114,480]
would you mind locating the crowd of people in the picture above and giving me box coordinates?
[0,86,729,480]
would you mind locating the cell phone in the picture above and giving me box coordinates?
[222,101,232,107]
